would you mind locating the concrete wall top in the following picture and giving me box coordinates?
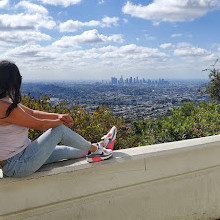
[1,134,220,184]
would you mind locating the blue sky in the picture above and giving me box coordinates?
[0,0,220,81]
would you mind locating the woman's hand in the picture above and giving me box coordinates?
[58,114,74,127]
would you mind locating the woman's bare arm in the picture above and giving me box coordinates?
[19,104,59,119]
[1,103,63,130]
[19,104,74,127]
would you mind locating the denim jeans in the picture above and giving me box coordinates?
[2,125,91,178]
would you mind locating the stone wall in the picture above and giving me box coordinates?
[1,135,220,220]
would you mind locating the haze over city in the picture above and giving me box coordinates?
[0,0,220,81]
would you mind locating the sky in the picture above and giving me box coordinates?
[0,0,220,81]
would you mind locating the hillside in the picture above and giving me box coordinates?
[21,95,220,149]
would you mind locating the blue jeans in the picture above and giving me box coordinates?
[2,125,91,178]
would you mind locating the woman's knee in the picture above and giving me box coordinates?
[52,124,67,134]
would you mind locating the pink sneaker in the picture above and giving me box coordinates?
[101,126,117,150]
[86,143,113,163]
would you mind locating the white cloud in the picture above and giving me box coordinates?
[78,62,87,66]
[52,37,78,48]
[98,0,105,5]
[101,16,119,27]
[15,1,48,15]
[59,16,119,32]
[108,34,124,43]
[98,45,117,52]
[101,60,114,66]
[53,29,123,48]
[0,0,8,9]
[59,44,168,69]
[177,42,192,48]
[6,42,214,80]
[60,20,100,32]
[0,13,55,31]
[71,29,108,44]
[123,18,128,23]
[174,47,211,57]
[5,44,43,57]
[2,44,58,67]
[171,33,183,38]
[38,0,81,7]
[0,31,51,44]
[122,0,219,24]
[5,42,167,70]
[145,34,156,41]
[101,44,167,60]
[172,42,213,59]
[160,43,174,49]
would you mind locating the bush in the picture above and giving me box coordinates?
[132,101,220,145]
[21,94,139,150]
[21,95,220,150]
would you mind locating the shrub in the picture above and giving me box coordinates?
[21,94,138,150]
[132,101,220,145]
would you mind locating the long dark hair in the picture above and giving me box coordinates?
[0,60,22,118]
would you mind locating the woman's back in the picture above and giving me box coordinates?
[0,97,31,161]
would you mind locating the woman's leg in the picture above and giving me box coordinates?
[3,125,93,178]
[44,145,88,164]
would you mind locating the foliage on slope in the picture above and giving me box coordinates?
[132,101,220,146]
[21,94,138,150]
[21,95,220,149]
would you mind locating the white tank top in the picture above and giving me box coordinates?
[0,97,31,160]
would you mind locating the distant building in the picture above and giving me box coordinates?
[111,77,117,85]
[159,78,166,84]
[118,75,124,84]
[110,75,168,86]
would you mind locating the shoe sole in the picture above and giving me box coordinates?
[86,151,113,163]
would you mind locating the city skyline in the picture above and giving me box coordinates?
[0,0,220,80]
[111,75,168,85]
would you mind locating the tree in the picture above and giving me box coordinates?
[201,59,220,102]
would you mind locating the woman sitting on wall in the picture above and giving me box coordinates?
[0,60,117,178]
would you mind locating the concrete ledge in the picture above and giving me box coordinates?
[1,135,220,220]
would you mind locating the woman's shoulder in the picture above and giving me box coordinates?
[0,99,10,110]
